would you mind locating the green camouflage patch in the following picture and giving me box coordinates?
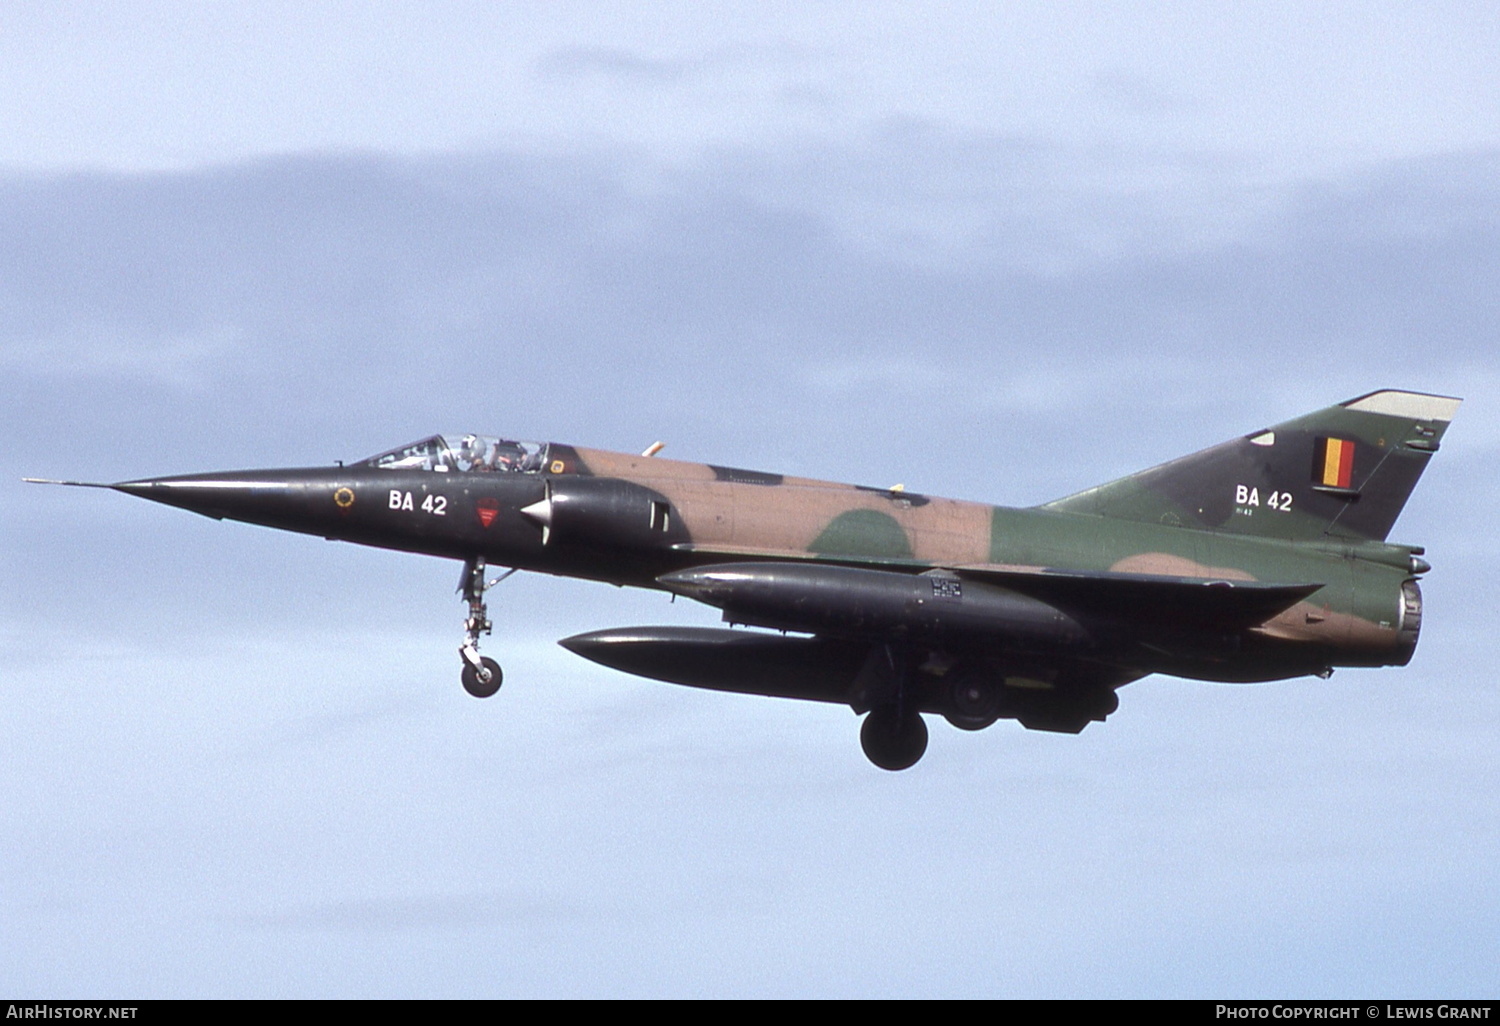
[810,509,913,560]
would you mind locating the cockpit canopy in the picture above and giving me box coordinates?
[358,435,549,474]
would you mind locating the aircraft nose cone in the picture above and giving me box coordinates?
[112,470,317,527]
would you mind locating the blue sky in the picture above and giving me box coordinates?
[3,3,1497,997]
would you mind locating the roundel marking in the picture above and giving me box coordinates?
[333,487,356,509]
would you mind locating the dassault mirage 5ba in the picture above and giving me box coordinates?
[29,389,1459,769]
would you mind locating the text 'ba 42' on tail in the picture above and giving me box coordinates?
[28,389,1460,770]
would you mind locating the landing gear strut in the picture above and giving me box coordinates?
[458,556,514,698]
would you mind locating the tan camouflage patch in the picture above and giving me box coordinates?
[1109,552,1257,581]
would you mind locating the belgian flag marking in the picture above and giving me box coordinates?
[1318,437,1355,489]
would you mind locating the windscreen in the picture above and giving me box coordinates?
[359,435,548,473]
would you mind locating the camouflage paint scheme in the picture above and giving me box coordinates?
[41,389,1459,768]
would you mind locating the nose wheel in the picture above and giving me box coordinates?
[462,656,503,698]
[458,557,514,698]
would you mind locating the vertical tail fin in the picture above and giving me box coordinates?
[1042,390,1461,542]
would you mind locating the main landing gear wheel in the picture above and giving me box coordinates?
[462,656,503,698]
[860,708,929,771]
[458,556,516,699]
[945,671,999,731]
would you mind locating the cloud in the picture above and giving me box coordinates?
[534,46,694,84]
[3,139,1493,498]
[532,42,810,85]
[1089,69,1194,118]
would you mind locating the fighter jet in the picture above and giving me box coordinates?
[28,389,1459,769]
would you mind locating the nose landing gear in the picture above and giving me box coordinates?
[459,556,515,698]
